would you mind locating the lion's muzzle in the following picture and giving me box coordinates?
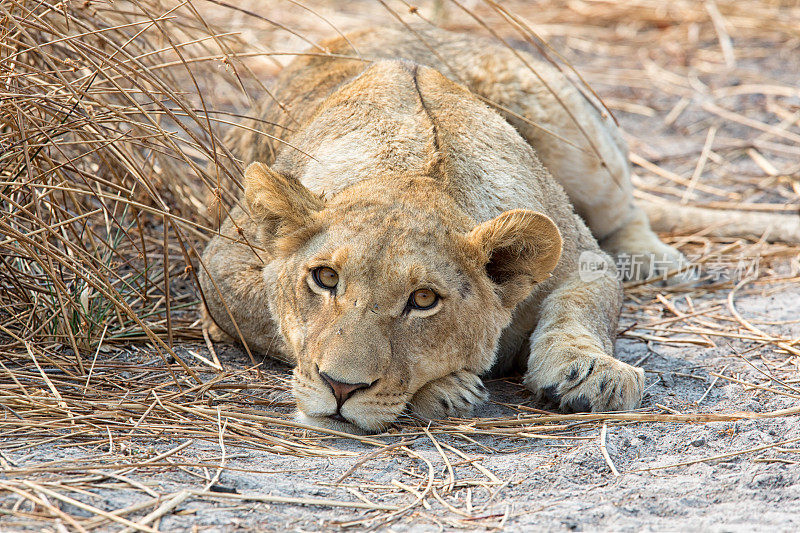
[319,370,375,419]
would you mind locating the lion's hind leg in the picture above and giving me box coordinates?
[599,206,696,285]
[463,46,690,283]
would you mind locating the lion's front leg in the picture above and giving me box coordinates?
[199,207,290,362]
[523,264,644,412]
[410,371,489,420]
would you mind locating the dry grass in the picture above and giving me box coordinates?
[1,0,799,529]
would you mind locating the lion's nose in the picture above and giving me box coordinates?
[319,372,373,409]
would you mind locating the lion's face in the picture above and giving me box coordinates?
[269,190,510,433]
[245,163,561,432]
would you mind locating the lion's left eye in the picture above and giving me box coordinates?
[312,266,339,289]
[408,289,439,310]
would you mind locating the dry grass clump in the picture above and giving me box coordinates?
[0,0,251,358]
[0,0,799,529]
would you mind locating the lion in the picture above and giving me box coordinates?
[199,26,798,433]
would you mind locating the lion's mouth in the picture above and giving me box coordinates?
[327,412,348,423]
[295,410,373,435]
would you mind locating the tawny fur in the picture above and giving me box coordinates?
[199,26,726,433]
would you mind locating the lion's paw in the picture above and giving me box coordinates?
[524,351,644,413]
[410,371,489,420]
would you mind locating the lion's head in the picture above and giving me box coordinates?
[244,162,562,432]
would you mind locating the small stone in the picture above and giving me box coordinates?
[691,438,706,447]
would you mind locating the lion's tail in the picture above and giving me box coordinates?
[639,200,800,243]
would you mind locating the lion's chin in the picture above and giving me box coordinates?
[295,412,375,435]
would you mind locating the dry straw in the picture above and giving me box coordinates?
[1,0,799,529]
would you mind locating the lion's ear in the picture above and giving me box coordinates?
[244,162,324,234]
[466,209,562,307]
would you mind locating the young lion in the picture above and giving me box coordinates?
[200,26,687,433]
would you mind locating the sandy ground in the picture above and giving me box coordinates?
[2,286,798,532]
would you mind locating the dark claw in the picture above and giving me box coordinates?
[578,361,596,386]
[567,365,580,381]
[566,395,591,413]
[440,397,452,413]
[541,384,562,404]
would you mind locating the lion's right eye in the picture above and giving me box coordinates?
[312,266,339,290]
[408,288,439,310]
